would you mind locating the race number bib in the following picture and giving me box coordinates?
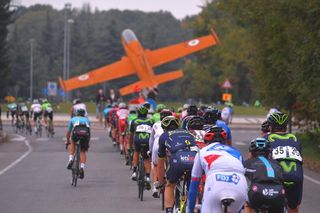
[21,106,28,112]
[135,124,152,133]
[46,107,53,113]
[272,146,302,162]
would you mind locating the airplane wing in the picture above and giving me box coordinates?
[59,57,135,91]
[145,31,219,68]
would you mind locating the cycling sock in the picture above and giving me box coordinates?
[166,207,173,213]
[120,144,123,151]
[80,163,85,169]
[69,155,74,161]
[133,167,137,172]
[146,173,150,178]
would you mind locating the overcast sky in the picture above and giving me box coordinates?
[19,0,207,19]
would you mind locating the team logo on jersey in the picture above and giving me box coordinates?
[262,188,279,196]
[180,154,195,162]
[216,173,240,185]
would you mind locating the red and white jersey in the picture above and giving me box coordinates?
[191,142,245,178]
[116,108,129,120]
[149,121,163,151]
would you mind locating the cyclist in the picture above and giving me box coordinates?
[187,126,247,213]
[202,108,232,145]
[149,109,172,197]
[186,116,206,148]
[66,108,90,179]
[181,104,198,129]
[244,138,285,213]
[108,103,119,145]
[221,102,233,125]
[6,100,18,125]
[124,108,137,165]
[117,102,129,154]
[17,98,30,126]
[103,104,112,130]
[71,98,88,118]
[151,103,166,123]
[130,105,154,190]
[157,116,198,213]
[260,120,270,137]
[180,103,189,120]
[264,112,303,213]
[41,99,54,133]
[31,99,42,134]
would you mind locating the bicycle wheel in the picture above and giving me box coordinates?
[174,185,181,213]
[72,144,80,187]
[138,156,145,201]
[161,187,165,210]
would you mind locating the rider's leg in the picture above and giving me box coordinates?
[164,182,175,212]
[79,151,87,167]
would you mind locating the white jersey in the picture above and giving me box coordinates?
[73,103,88,117]
[149,121,164,165]
[116,108,129,120]
[31,103,42,113]
[221,107,232,124]
[192,142,245,178]
[267,108,280,119]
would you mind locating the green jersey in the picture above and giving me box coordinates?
[42,103,53,112]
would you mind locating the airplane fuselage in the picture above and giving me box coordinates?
[121,29,156,87]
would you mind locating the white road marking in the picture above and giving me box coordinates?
[36,138,50,141]
[0,137,32,177]
[62,137,99,141]
[304,175,320,185]
[10,134,26,142]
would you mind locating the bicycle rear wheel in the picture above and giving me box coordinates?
[138,156,145,201]
[72,144,80,187]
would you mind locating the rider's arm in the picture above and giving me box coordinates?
[157,134,166,185]
[66,120,73,144]
[149,124,156,152]
[187,152,202,213]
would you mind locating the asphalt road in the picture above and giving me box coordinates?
[0,125,319,213]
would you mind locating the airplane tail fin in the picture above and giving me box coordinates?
[59,77,67,91]
[119,70,184,96]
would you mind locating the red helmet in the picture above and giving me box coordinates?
[204,126,227,144]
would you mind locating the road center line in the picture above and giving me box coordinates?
[0,137,33,177]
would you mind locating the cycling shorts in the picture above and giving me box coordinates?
[248,182,285,212]
[118,119,127,134]
[44,111,53,120]
[20,111,29,120]
[72,126,91,151]
[33,112,42,122]
[285,179,303,209]
[134,138,149,159]
[166,151,196,184]
[201,172,247,213]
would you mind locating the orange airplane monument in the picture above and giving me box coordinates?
[59,29,219,96]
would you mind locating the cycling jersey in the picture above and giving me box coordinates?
[18,103,29,113]
[72,103,88,117]
[68,116,91,151]
[103,106,112,118]
[42,102,53,113]
[7,103,17,112]
[149,121,163,165]
[221,106,232,124]
[117,108,129,134]
[127,113,137,131]
[68,116,90,131]
[130,117,154,157]
[188,143,247,213]
[151,112,160,123]
[244,157,285,212]
[264,132,303,209]
[31,103,42,113]
[158,129,198,183]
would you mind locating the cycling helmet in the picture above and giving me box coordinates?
[111,102,118,107]
[160,109,173,121]
[249,138,271,156]
[143,102,151,110]
[73,98,81,105]
[203,109,221,125]
[187,105,198,116]
[186,116,204,131]
[177,107,183,113]
[204,126,227,144]
[33,99,39,104]
[17,97,24,103]
[261,120,270,133]
[137,105,148,116]
[76,108,86,117]
[156,104,166,112]
[267,112,288,130]
[183,103,189,109]
[119,102,127,109]
[42,99,48,104]
[161,116,179,131]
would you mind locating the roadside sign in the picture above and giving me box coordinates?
[48,81,57,96]
[222,93,232,102]
[42,88,48,96]
[221,79,232,89]
[59,88,65,97]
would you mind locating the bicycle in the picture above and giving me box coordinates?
[46,119,54,138]
[174,171,191,213]
[35,117,42,137]
[137,148,146,201]
[70,140,81,187]
[221,197,235,213]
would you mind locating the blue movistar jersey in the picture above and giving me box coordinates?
[67,116,90,131]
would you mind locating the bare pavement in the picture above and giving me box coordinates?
[0,115,319,213]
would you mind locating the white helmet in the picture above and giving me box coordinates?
[33,99,39,104]
[119,102,127,109]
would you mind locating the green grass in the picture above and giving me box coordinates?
[297,132,320,162]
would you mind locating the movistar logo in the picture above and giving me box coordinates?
[138,132,150,140]
[270,113,288,125]
[268,133,297,142]
[280,161,297,173]
[135,119,152,124]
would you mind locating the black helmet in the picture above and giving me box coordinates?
[143,102,151,110]
[249,138,271,156]
[160,109,173,121]
[187,105,198,116]
[261,120,270,133]
[161,116,179,131]
[186,116,204,131]
[204,126,227,144]
[76,108,86,117]
[267,112,288,131]
[203,109,221,125]
[137,104,148,116]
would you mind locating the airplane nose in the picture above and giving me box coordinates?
[122,29,138,44]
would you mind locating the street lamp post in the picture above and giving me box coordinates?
[30,39,35,101]
[63,3,72,102]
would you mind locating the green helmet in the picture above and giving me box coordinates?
[268,112,288,129]
[156,104,166,112]
[137,105,148,116]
